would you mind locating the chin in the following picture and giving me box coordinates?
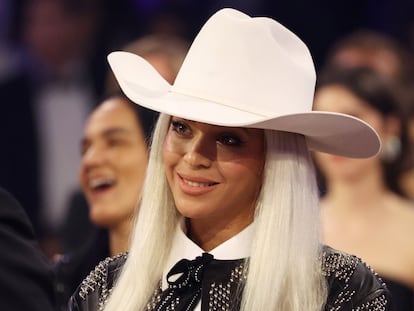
[89,209,115,227]
[176,207,212,220]
[90,218,117,229]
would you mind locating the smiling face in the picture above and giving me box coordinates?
[80,97,148,228]
[162,117,265,235]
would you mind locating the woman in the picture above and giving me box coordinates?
[320,30,414,201]
[313,67,414,309]
[69,8,390,310]
[55,93,158,308]
[79,94,158,254]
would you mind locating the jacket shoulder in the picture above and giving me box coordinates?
[322,245,392,310]
[68,253,127,311]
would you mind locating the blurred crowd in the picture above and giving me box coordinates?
[0,0,414,309]
[0,0,193,255]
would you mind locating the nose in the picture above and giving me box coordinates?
[183,135,213,169]
[81,143,106,170]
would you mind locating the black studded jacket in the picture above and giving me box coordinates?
[68,246,392,311]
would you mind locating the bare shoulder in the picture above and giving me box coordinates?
[388,195,414,232]
[389,193,414,213]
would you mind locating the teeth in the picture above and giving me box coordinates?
[183,179,214,187]
[89,177,115,189]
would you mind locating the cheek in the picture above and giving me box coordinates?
[163,132,185,155]
[79,165,88,190]
[122,153,148,178]
[362,113,387,136]
[224,158,264,187]
[162,140,172,167]
[229,150,265,192]
[162,140,179,181]
[223,162,263,209]
[163,134,185,162]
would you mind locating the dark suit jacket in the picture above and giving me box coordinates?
[0,187,56,310]
[0,72,41,234]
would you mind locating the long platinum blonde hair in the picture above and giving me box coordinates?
[104,113,327,311]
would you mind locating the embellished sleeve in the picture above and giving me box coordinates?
[322,246,392,310]
[68,253,127,311]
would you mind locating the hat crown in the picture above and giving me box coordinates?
[172,8,316,117]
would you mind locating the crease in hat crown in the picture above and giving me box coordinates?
[169,8,316,117]
[108,7,381,158]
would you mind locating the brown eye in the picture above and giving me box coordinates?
[218,134,244,146]
[107,138,122,147]
[171,120,191,136]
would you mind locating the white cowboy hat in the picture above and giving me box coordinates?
[108,8,380,158]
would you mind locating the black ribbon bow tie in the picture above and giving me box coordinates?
[167,252,214,290]
[157,253,214,311]
[148,254,247,311]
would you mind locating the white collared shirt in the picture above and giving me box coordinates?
[161,220,254,311]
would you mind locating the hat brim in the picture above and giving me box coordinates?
[108,51,380,158]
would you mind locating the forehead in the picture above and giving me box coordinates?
[314,85,371,114]
[85,98,140,133]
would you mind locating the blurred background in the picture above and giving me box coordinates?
[0,0,413,257]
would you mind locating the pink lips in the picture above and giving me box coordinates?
[177,174,218,195]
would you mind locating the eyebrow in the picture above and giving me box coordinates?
[101,127,131,137]
[80,127,132,147]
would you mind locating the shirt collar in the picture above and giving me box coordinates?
[162,219,254,290]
